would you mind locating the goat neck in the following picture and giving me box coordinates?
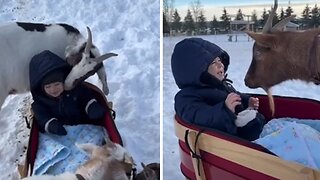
[309,34,320,84]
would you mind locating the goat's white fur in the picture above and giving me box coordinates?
[0,22,109,109]
[22,140,133,180]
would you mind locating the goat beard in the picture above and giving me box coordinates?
[264,88,275,117]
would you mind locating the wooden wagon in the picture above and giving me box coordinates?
[175,94,320,180]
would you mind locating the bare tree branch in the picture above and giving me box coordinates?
[190,0,202,24]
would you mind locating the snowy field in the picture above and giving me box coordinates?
[0,0,159,179]
[163,34,320,179]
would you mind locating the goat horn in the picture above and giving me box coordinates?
[141,162,146,169]
[262,0,278,33]
[95,53,118,63]
[271,15,296,32]
[84,26,92,54]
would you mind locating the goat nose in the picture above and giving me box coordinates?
[244,79,250,87]
[244,78,248,86]
[244,76,259,89]
[244,75,253,87]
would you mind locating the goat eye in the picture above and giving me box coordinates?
[254,50,262,58]
[257,51,261,56]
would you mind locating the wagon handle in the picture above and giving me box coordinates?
[184,129,206,180]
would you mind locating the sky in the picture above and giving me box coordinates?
[172,0,320,20]
[0,0,159,179]
[163,34,320,179]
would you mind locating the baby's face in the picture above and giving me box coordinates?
[208,57,225,81]
[44,82,64,98]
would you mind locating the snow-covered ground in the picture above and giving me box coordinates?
[163,34,320,179]
[0,0,159,179]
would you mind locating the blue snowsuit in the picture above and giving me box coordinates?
[171,38,265,141]
[29,50,105,133]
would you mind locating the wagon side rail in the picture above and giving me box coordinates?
[175,118,320,180]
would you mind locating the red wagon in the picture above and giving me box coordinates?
[175,94,320,180]
[19,82,123,178]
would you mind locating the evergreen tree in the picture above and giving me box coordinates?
[279,8,285,20]
[259,8,268,27]
[235,9,244,20]
[190,0,202,32]
[302,4,311,28]
[197,11,207,34]
[311,4,320,28]
[163,12,170,34]
[163,0,169,21]
[210,15,219,34]
[171,9,182,33]
[220,8,230,31]
[258,8,279,30]
[184,9,195,35]
[164,0,175,24]
[268,9,279,26]
[251,10,258,31]
[259,8,279,30]
[285,6,294,17]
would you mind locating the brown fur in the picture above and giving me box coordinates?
[243,0,320,115]
[23,139,133,180]
[75,140,133,180]
[245,29,320,90]
[76,157,128,180]
[267,89,275,116]
[135,162,160,180]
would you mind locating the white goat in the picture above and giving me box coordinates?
[22,139,134,180]
[0,22,116,108]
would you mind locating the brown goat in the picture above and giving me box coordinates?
[22,138,134,180]
[244,0,320,115]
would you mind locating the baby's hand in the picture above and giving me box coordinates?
[249,97,259,110]
[225,93,241,113]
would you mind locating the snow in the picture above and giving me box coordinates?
[0,0,159,179]
[163,34,320,179]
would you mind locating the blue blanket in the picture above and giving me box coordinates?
[33,124,106,175]
[255,118,320,170]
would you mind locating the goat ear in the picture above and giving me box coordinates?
[246,31,276,48]
[76,143,98,155]
[66,53,82,66]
